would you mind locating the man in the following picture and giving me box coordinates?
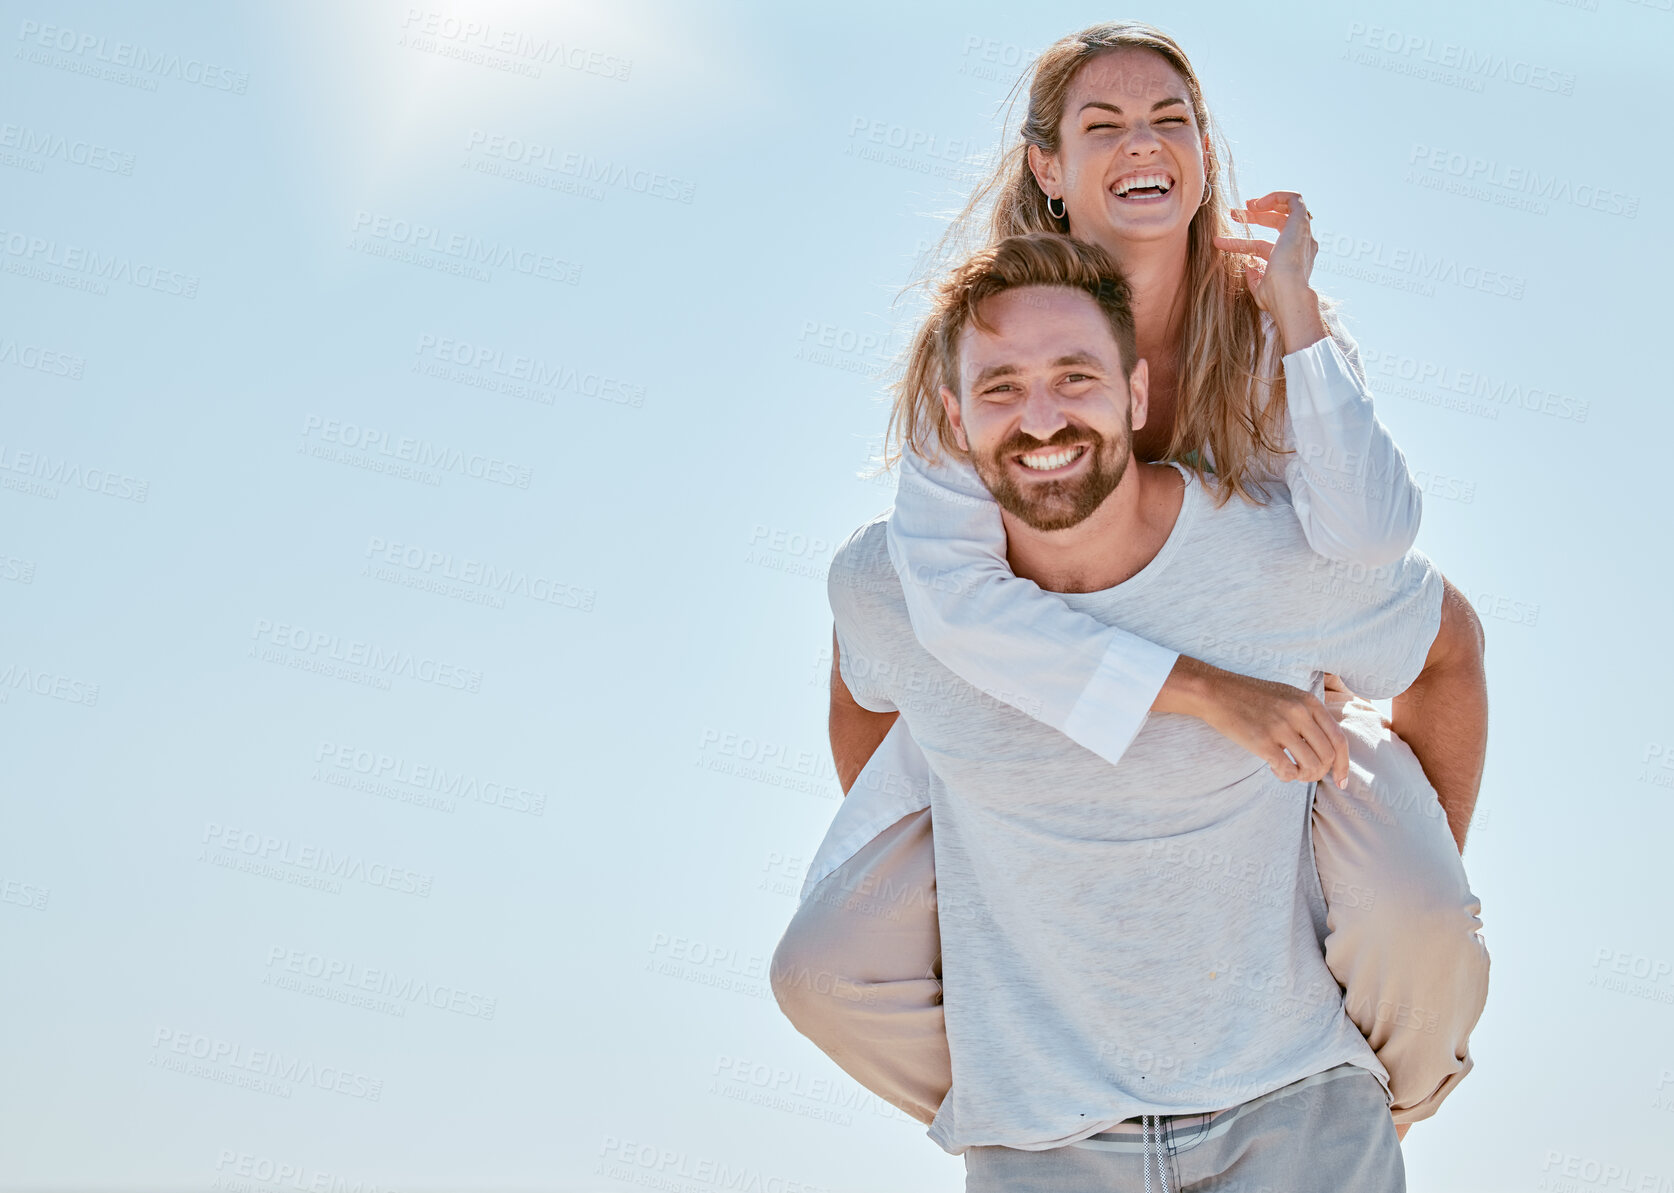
[820,233,1486,1190]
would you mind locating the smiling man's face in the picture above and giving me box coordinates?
[939,284,1147,532]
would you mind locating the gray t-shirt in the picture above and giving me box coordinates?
[829,463,1444,1155]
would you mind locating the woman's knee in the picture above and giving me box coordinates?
[1350,875,1483,970]
[1327,837,1484,995]
[1323,718,1484,953]
[770,898,868,1023]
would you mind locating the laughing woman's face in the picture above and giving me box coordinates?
[1030,47,1210,257]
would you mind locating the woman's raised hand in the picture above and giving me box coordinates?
[1211,191,1328,354]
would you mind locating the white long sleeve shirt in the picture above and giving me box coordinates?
[884,316,1420,768]
[800,318,1421,904]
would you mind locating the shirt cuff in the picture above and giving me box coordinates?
[1282,334,1367,418]
[1060,634,1180,767]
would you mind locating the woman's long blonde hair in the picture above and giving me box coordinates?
[883,21,1298,505]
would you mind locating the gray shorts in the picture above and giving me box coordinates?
[963,1064,1404,1192]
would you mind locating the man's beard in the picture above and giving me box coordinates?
[971,416,1131,532]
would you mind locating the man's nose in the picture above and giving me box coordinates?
[1016,382,1068,442]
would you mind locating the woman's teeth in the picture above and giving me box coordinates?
[1115,174,1173,196]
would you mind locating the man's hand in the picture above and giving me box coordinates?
[829,628,899,795]
[1155,655,1350,788]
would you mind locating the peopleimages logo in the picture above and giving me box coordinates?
[1343,23,1577,95]
[0,227,199,297]
[1357,347,1590,424]
[349,211,580,285]
[465,131,695,203]
[313,738,549,815]
[200,822,434,897]
[0,441,148,501]
[846,116,978,164]
[150,1028,383,1101]
[595,1135,830,1193]
[1538,1150,1674,1193]
[363,535,594,613]
[15,20,251,92]
[263,946,497,1019]
[1313,229,1526,300]
[711,1053,913,1126]
[0,122,136,174]
[398,8,632,81]
[211,1149,395,1193]
[1,876,50,911]
[250,616,485,693]
[299,415,532,489]
[1641,743,1674,791]
[1407,144,1640,219]
[0,336,85,379]
[414,334,645,408]
[0,659,99,706]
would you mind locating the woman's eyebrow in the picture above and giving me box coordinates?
[1078,97,1189,115]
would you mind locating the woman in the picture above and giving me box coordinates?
[771,21,1488,1143]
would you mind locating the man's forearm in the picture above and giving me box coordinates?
[831,704,899,795]
[829,629,900,795]
[1390,646,1488,853]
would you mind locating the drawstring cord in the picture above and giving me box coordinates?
[1141,1114,1171,1193]
[1141,1115,1153,1193]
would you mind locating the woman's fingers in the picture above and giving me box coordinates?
[1267,749,1304,783]
[1245,190,1305,215]
[1236,194,1313,234]
[1309,703,1351,789]
[1274,705,1350,789]
[1290,715,1336,784]
[1226,192,1317,308]
[1211,235,1273,258]
[1278,729,1329,782]
[1231,207,1288,231]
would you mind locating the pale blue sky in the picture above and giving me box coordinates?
[2,1,1670,1190]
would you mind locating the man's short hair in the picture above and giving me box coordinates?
[891,232,1138,463]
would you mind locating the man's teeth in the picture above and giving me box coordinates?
[1019,446,1083,471]
[1115,174,1173,196]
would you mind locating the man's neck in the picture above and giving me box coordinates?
[1001,463,1187,595]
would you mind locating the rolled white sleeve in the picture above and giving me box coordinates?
[1280,321,1423,567]
[883,444,1178,767]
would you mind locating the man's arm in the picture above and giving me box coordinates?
[829,627,898,796]
[1389,578,1488,852]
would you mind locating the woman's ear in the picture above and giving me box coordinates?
[1026,144,1061,206]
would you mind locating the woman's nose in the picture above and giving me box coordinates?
[1122,120,1162,154]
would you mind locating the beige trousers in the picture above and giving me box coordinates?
[770,694,1489,1128]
